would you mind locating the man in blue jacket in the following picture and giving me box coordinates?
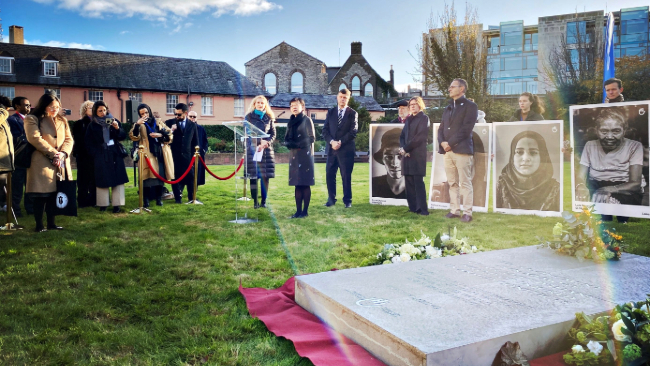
[438,79,478,222]
[7,96,32,217]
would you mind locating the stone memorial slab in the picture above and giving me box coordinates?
[295,246,650,366]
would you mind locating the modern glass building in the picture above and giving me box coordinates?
[614,6,649,58]
[485,21,539,96]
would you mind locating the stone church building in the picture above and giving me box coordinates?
[245,41,396,102]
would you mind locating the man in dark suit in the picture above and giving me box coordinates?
[390,100,409,124]
[165,103,198,203]
[323,88,358,208]
[438,78,478,223]
[7,96,33,217]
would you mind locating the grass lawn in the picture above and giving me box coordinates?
[1,162,648,365]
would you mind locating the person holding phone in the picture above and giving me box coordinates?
[85,101,129,213]
[129,103,173,207]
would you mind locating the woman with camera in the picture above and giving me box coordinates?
[24,93,73,232]
[85,101,129,213]
[129,103,173,207]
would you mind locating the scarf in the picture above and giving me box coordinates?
[253,109,266,119]
[92,115,111,145]
[286,112,304,143]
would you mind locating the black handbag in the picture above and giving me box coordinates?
[13,136,35,169]
[117,142,129,158]
[54,167,77,217]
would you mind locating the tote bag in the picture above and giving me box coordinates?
[54,167,77,217]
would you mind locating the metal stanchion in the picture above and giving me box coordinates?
[187,146,203,205]
[1,172,23,231]
[130,146,151,214]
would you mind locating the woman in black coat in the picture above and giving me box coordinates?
[84,101,129,213]
[244,95,276,208]
[511,92,545,121]
[284,97,315,219]
[400,96,430,215]
[72,101,96,208]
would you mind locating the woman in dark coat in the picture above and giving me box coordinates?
[400,96,430,215]
[284,97,315,218]
[244,95,276,208]
[511,92,545,121]
[85,101,129,213]
[495,130,560,211]
[72,100,96,208]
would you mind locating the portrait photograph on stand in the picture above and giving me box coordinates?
[493,121,563,217]
[428,123,491,213]
[369,124,408,206]
[571,102,650,219]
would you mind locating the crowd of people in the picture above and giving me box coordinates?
[0,76,640,231]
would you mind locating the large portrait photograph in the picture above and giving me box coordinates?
[428,123,491,212]
[492,121,563,217]
[570,102,650,219]
[370,124,408,206]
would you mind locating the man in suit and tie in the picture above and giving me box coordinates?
[323,88,358,208]
[165,103,198,204]
[7,96,33,216]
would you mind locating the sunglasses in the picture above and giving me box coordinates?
[174,113,183,117]
[188,116,197,119]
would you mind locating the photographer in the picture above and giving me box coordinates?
[84,101,129,213]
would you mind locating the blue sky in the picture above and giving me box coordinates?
[2,0,649,92]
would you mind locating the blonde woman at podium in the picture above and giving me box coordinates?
[244,95,276,209]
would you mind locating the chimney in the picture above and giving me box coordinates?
[9,26,24,45]
[351,41,362,55]
[389,65,394,86]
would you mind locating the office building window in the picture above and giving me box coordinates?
[234,98,245,117]
[166,94,178,114]
[45,88,61,100]
[0,58,13,74]
[0,86,15,99]
[43,61,58,77]
[291,72,303,93]
[264,73,277,95]
[88,90,103,102]
[202,96,213,116]
[128,92,142,103]
[567,21,592,44]
[501,57,522,71]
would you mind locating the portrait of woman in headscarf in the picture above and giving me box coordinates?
[496,130,560,211]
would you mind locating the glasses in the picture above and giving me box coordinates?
[409,103,418,106]
[24,104,31,107]
[188,116,197,119]
[47,106,60,110]
[174,113,183,117]
[449,85,460,89]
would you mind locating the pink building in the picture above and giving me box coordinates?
[0,28,264,125]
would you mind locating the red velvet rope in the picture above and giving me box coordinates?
[144,155,195,185]
[199,156,244,180]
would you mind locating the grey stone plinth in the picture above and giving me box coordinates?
[295,246,650,366]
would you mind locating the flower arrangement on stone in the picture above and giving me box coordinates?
[537,206,623,262]
[371,228,480,265]
[563,296,650,366]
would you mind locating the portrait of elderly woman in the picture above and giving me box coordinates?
[496,130,560,211]
[575,108,644,206]
[371,126,406,200]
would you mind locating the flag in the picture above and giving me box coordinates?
[602,12,616,102]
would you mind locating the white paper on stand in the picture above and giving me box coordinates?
[253,149,263,162]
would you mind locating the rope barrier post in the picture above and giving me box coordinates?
[1,172,18,231]
[187,146,203,205]
[130,146,151,214]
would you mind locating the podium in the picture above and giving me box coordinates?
[223,121,270,224]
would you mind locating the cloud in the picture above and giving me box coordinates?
[26,39,105,50]
[30,0,282,20]
[119,30,132,35]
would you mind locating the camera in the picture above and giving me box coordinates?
[105,118,114,126]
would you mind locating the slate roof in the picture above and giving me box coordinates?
[0,43,266,97]
[269,93,384,112]
[245,41,324,66]
[326,67,340,84]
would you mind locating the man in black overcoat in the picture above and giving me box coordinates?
[390,100,409,124]
[165,103,198,203]
[188,111,208,186]
[322,88,358,208]
[7,96,33,216]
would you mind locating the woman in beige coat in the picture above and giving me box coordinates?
[25,93,73,232]
[129,103,174,207]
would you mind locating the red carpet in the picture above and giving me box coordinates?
[239,276,386,366]
[240,276,567,366]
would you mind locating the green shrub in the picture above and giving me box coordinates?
[355,131,369,152]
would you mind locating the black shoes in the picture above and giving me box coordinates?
[460,214,473,223]
[345,203,352,208]
[47,225,64,230]
[35,226,46,233]
[143,199,150,208]
[419,211,430,216]
[324,200,336,207]
[260,202,267,208]
[156,199,163,206]
[290,212,302,219]
[445,212,460,219]
[99,206,107,212]
[254,202,260,209]
[112,207,122,213]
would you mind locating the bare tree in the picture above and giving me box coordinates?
[419,1,490,108]
[542,20,603,105]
